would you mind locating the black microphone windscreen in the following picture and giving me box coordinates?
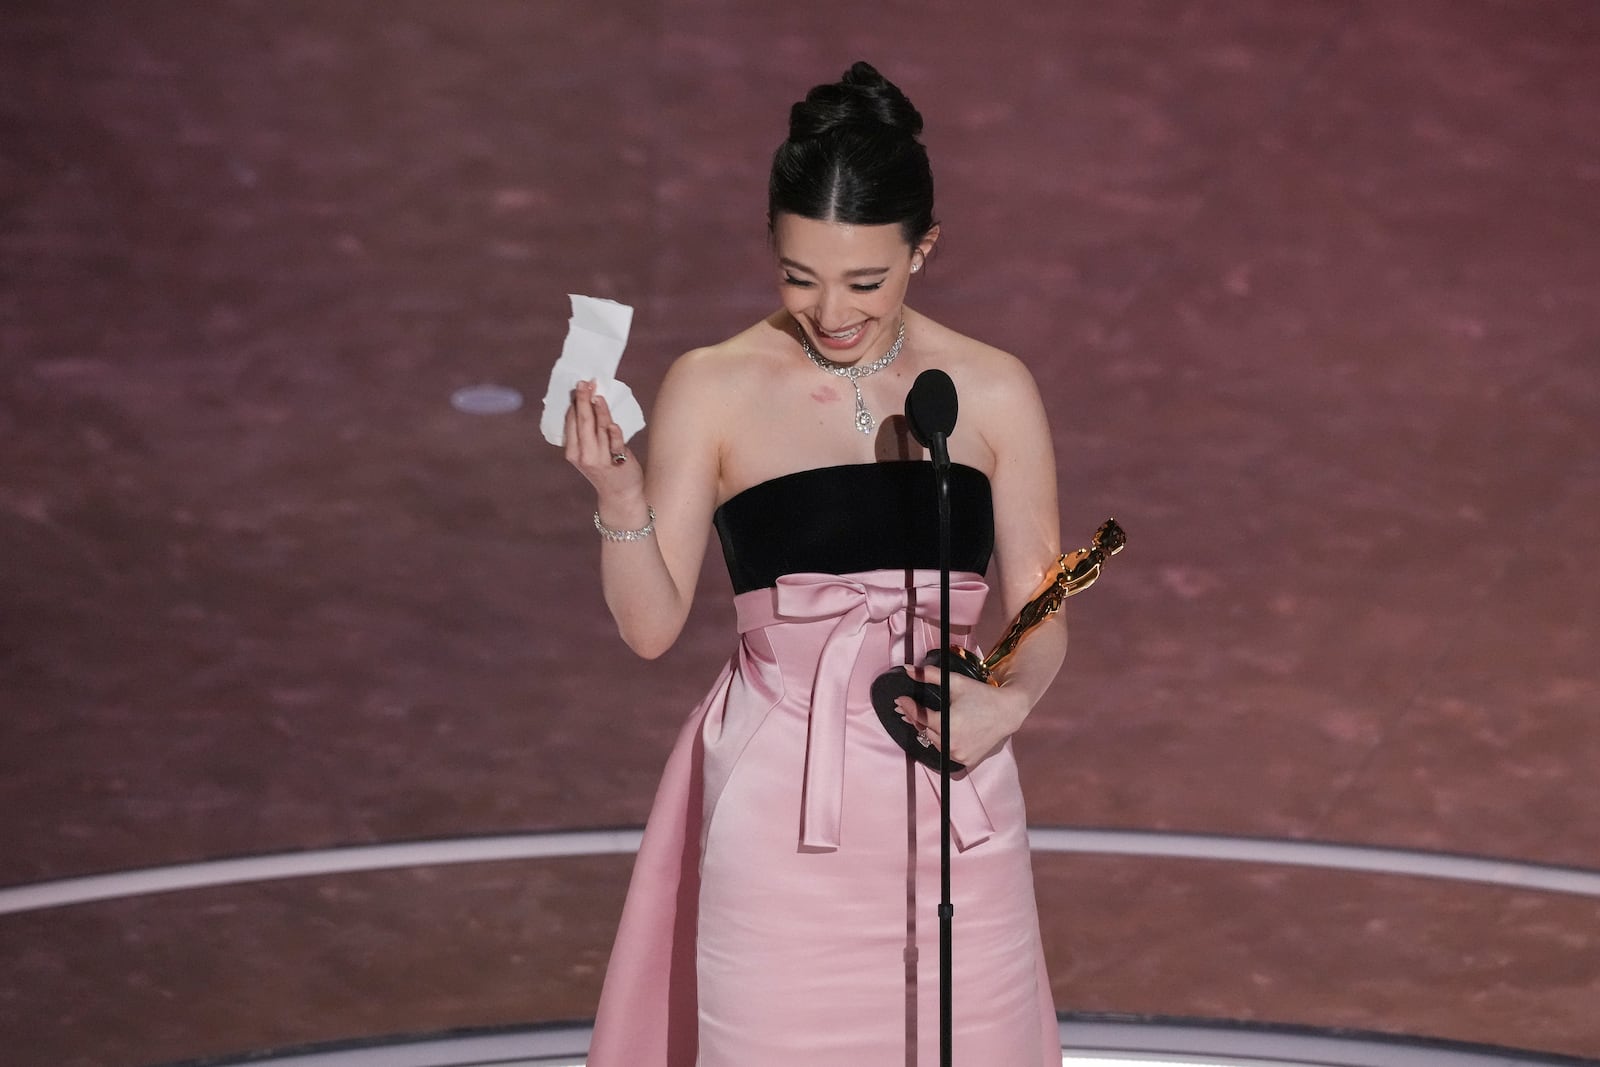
[906,369,958,447]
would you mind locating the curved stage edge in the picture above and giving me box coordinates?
[156,1017,1599,1067]
[6,826,1600,916]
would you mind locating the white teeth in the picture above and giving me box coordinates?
[821,325,862,340]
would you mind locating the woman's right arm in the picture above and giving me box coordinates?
[564,349,722,659]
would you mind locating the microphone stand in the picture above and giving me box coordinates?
[928,427,955,1067]
[873,366,962,1064]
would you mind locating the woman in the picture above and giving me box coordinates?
[565,61,1066,1066]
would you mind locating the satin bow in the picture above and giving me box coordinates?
[771,572,990,850]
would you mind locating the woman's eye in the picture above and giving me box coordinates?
[783,274,812,287]
[851,282,884,292]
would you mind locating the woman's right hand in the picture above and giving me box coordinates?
[564,379,645,502]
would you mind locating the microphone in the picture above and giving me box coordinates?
[906,369,957,470]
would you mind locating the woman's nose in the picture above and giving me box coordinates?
[816,287,851,330]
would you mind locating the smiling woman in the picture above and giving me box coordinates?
[562,61,1066,1067]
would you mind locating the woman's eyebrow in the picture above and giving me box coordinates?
[779,257,890,278]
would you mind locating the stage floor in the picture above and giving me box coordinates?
[2,2,1598,1064]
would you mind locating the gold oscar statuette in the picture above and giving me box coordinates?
[872,518,1126,770]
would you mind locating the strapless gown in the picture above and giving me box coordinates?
[586,462,1057,1067]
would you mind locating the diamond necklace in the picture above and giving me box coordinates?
[796,317,906,434]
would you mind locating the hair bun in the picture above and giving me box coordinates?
[787,61,924,143]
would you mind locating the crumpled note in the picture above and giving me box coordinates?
[540,294,646,446]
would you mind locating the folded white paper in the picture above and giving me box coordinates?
[540,294,646,446]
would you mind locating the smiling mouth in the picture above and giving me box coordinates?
[815,322,865,347]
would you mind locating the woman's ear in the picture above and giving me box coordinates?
[913,224,941,270]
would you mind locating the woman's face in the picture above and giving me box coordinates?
[772,213,937,364]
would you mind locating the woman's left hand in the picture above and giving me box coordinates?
[894,667,1031,768]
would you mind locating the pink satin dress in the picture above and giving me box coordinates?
[586,463,1057,1066]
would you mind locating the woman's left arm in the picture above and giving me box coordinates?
[899,351,1067,766]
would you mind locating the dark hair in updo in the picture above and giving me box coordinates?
[768,61,936,245]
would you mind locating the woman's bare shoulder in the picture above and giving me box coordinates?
[912,314,1040,403]
[662,315,789,393]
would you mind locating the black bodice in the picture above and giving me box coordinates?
[713,462,994,594]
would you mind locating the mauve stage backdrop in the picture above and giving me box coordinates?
[2,2,1598,1065]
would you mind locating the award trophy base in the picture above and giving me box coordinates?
[870,518,1126,773]
[870,647,990,772]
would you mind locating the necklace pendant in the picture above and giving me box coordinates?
[850,378,874,434]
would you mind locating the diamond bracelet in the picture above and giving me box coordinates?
[593,506,656,542]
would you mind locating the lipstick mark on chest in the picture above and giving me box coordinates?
[811,385,841,404]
